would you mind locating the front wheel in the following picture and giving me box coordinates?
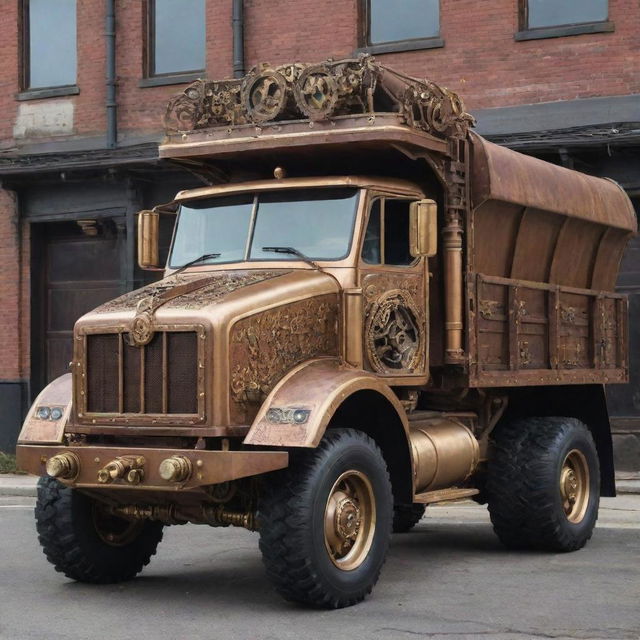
[259,428,393,608]
[35,476,164,583]
[486,417,600,552]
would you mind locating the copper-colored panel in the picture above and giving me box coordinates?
[473,201,522,277]
[592,228,630,291]
[549,219,604,289]
[471,132,637,233]
[510,208,564,282]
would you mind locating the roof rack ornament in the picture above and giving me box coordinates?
[164,55,475,139]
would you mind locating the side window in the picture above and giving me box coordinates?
[22,0,77,90]
[146,0,206,80]
[361,198,414,266]
[384,199,412,266]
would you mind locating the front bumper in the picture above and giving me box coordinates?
[16,444,288,491]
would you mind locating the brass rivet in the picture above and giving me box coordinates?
[196,460,203,468]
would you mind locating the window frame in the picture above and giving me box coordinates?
[141,0,206,88]
[516,0,614,41]
[360,196,419,268]
[356,0,444,55]
[18,0,79,101]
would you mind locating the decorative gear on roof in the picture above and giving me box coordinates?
[164,55,475,138]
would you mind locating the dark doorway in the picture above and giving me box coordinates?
[31,218,125,397]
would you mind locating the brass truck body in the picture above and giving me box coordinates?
[17,57,636,608]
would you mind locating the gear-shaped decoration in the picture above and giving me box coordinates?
[242,67,290,124]
[294,65,339,120]
[365,290,423,374]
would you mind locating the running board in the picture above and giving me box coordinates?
[414,487,480,504]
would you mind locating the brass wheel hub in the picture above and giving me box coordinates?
[324,470,376,571]
[559,449,590,523]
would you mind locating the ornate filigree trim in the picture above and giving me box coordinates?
[230,295,339,404]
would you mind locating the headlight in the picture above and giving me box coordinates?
[266,407,310,425]
[50,407,64,421]
[292,409,310,424]
[36,406,51,420]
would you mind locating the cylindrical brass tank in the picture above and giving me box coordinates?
[409,419,480,493]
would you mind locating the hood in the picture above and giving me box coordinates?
[79,268,340,331]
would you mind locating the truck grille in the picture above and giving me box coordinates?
[85,331,199,415]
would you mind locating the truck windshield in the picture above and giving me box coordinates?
[169,187,359,267]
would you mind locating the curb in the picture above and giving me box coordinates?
[1,476,639,499]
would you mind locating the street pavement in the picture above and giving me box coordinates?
[1,488,638,640]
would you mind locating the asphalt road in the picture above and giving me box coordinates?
[1,496,639,640]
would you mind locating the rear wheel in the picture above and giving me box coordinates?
[392,503,426,533]
[259,428,393,608]
[486,417,599,552]
[36,476,164,583]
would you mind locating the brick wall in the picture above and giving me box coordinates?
[0,190,28,381]
[0,0,638,148]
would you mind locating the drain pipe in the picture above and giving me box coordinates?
[232,0,245,78]
[106,0,117,149]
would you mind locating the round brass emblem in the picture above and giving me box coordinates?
[366,290,423,374]
[129,312,154,347]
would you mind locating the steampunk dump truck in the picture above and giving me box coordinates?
[17,57,637,608]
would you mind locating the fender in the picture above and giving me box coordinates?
[18,374,71,445]
[244,358,410,448]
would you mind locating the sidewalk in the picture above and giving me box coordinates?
[1,473,639,497]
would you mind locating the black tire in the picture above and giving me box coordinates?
[35,476,164,583]
[486,417,600,552]
[392,503,426,533]
[258,428,393,608]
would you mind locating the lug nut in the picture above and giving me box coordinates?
[45,453,79,479]
[159,456,192,482]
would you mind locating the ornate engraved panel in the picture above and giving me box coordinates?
[95,271,286,314]
[362,273,426,375]
[230,295,339,405]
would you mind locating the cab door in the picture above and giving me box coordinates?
[359,195,429,382]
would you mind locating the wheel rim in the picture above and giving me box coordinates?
[559,449,590,523]
[323,470,376,571]
[92,504,144,547]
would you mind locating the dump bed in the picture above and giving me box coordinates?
[467,134,636,387]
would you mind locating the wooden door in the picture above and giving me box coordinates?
[32,219,124,392]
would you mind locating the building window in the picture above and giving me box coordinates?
[147,0,206,80]
[359,0,443,54]
[22,0,77,91]
[517,0,613,41]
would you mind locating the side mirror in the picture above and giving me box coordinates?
[137,210,161,269]
[409,199,438,258]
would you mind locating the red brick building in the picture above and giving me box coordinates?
[0,0,638,467]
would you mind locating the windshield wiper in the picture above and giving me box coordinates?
[171,252,221,277]
[262,246,322,271]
